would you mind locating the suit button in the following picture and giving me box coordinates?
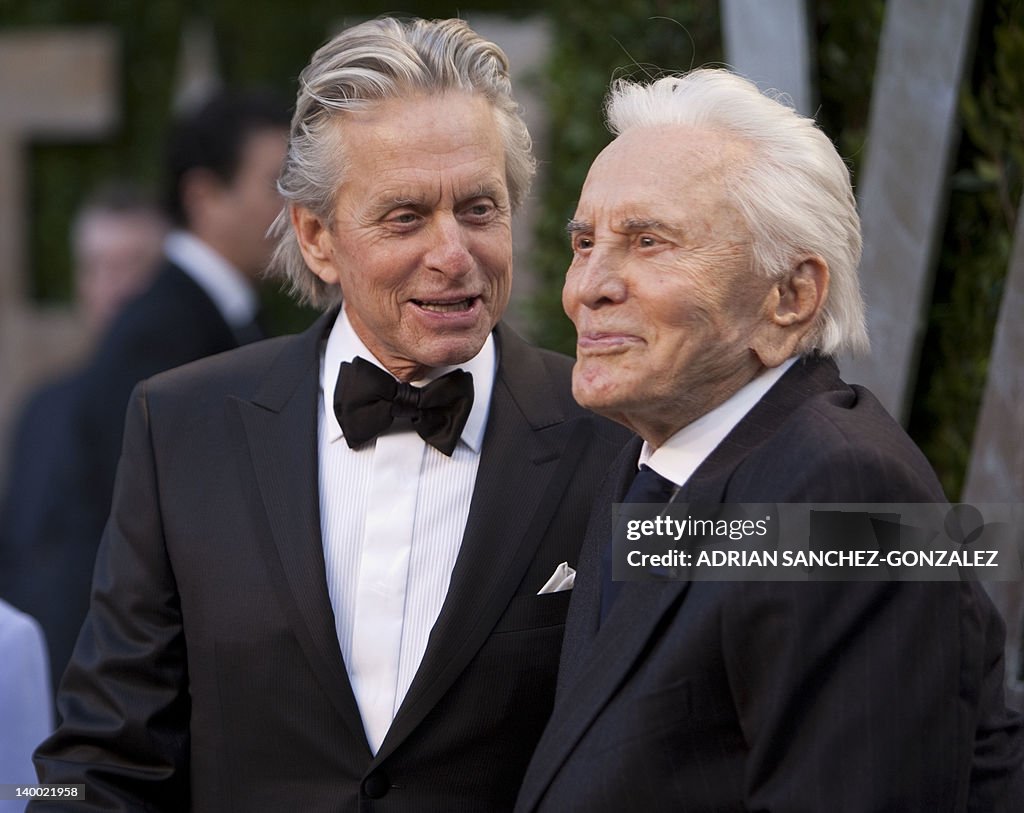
[362,773,390,799]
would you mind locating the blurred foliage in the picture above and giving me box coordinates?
[908,0,1024,499]
[812,0,885,184]
[10,0,185,307]
[528,1,722,355]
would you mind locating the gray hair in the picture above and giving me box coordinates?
[269,17,536,309]
[604,69,869,357]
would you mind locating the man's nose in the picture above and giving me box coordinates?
[424,215,473,278]
[568,246,628,309]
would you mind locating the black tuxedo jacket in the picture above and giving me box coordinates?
[33,311,629,812]
[1,260,239,699]
[516,355,1024,812]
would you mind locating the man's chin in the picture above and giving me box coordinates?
[571,387,631,425]
[572,370,624,410]
[415,335,490,371]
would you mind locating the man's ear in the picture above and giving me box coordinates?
[751,257,829,366]
[772,256,828,328]
[291,205,340,285]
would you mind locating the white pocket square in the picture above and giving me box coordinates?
[537,561,575,594]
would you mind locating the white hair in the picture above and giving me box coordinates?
[605,69,869,356]
[268,17,536,309]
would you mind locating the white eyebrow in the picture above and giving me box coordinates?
[566,217,682,237]
[621,217,668,232]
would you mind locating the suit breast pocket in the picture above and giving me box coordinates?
[491,590,572,634]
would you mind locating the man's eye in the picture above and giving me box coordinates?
[638,235,658,248]
[573,237,594,251]
[389,212,418,224]
[463,201,496,220]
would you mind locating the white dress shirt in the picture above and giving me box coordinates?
[164,231,259,329]
[640,358,798,485]
[318,308,495,754]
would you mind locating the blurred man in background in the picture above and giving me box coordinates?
[0,182,166,699]
[71,182,167,333]
[0,90,288,703]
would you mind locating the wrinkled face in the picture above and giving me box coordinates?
[299,93,513,381]
[563,125,777,444]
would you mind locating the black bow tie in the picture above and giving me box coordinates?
[335,357,474,457]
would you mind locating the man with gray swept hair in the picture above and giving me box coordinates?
[515,69,1024,812]
[33,17,627,812]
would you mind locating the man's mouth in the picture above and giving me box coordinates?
[412,296,478,313]
[577,330,644,351]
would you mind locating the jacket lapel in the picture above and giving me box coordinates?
[375,324,592,762]
[555,437,641,688]
[519,356,849,808]
[226,308,368,749]
[516,442,695,810]
[521,558,684,809]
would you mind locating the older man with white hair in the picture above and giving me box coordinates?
[515,69,1024,812]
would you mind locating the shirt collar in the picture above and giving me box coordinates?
[639,357,798,486]
[321,306,496,453]
[164,230,258,327]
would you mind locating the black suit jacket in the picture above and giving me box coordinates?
[32,311,629,812]
[516,355,1024,812]
[74,259,241,532]
[0,260,239,698]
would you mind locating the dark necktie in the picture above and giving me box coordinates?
[600,465,678,623]
[335,357,474,457]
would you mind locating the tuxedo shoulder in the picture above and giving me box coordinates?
[523,345,580,409]
[522,342,575,374]
[142,334,302,400]
[742,382,945,501]
[500,335,631,443]
[797,381,925,462]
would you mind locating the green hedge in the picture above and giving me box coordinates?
[908,0,1023,499]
